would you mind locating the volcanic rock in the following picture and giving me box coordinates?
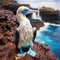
[0,9,18,60]
[13,42,57,60]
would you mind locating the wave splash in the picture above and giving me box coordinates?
[35,22,60,60]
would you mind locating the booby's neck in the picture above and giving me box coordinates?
[17,13,27,24]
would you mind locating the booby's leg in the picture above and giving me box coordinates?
[17,46,31,56]
[17,48,26,57]
[20,48,24,54]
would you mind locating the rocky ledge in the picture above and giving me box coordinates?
[0,9,57,60]
[13,42,57,60]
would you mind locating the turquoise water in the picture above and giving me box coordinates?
[35,23,60,60]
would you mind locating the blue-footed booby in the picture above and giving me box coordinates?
[14,6,37,57]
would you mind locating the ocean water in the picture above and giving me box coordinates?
[35,22,60,60]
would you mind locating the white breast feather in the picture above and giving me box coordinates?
[17,15,33,48]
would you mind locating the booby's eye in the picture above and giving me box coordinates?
[22,9,29,15]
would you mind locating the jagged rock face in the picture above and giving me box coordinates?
[40,11,60,24]
[0,10,18,44]
[0,9,18,60]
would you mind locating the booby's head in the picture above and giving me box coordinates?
[17,6,37,15]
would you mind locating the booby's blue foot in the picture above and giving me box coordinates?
[27,48,36,57]
[17,53,26,57]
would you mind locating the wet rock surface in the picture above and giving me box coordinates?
[0,6,57,60]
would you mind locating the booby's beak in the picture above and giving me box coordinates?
[27,9,38,15]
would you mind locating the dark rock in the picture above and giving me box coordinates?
[30,19,44,30]
[40,11,60,24]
